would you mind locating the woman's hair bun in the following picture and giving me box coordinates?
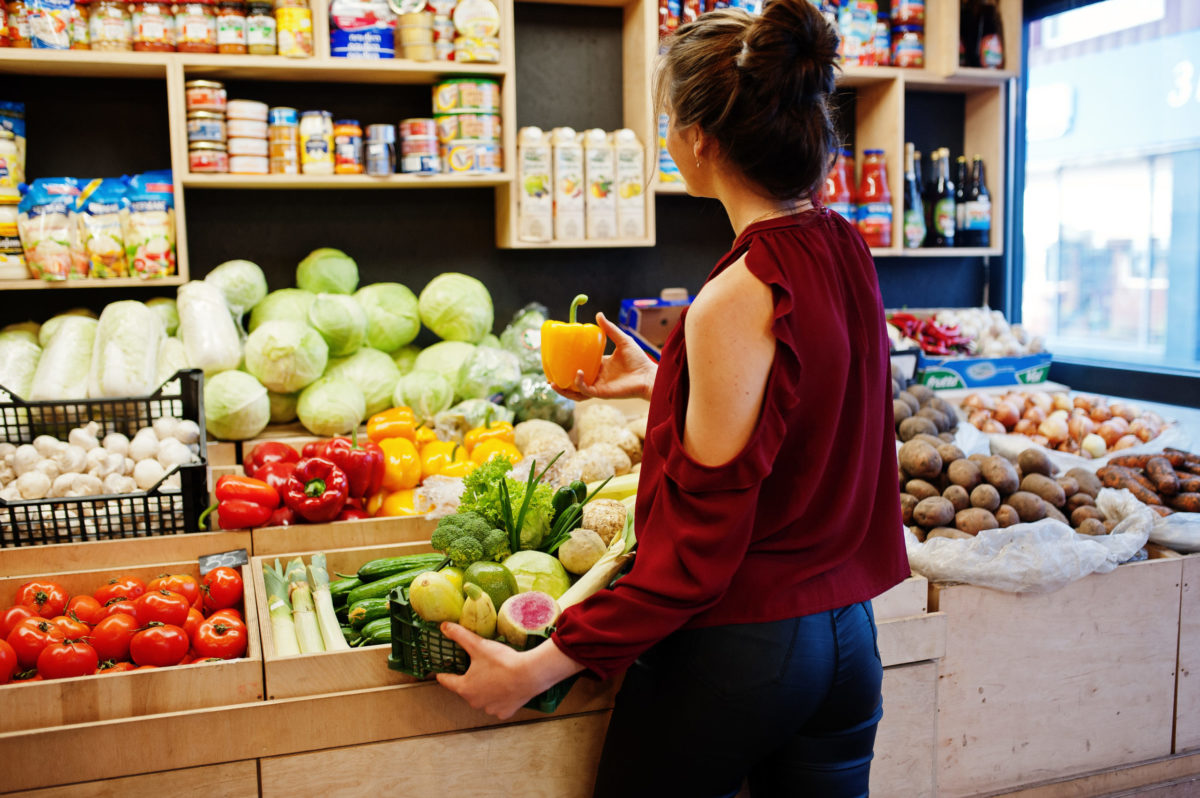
[739,0,839,104]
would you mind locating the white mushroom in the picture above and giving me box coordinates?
[124,457,136,475]
[156,438,194,469]
[49,473,77,498]
[68,422,101,451]
[12,445,39,476]
[1,483,22,501]
[102,433,130,457]
[103,472,137,495]
[133,459,166,491]
[129,431,160,462]
[163,473,182,491]
[16,470,52,500]
[87,451,125,480]
[152,416,180,441]
[67,473,103,497]
[0,463,14,486]
[34,460,61,482]
[172,420,201,445]
[0,443,15,460]
[53,444,88,474]
[32,435,64,458]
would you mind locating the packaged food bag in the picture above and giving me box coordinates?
[123,170,176,278]
[177,280,242,376]
[76,177,129,278]
[17,177,87,281]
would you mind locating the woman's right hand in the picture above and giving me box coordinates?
[555,313,658,403]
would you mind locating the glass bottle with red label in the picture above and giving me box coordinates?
[976,0,1004,69]
[822,148,855,222]
[856,149,891,249]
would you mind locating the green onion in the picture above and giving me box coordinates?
[308,553,350,651]
[263,560,299,657]
[286,557,324,654]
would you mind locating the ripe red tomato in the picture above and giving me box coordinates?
[37,640,99,680]
[207,608,244,625]
[90,614,139,662]
[193,619,248,660]
[102,598,138,619]
[129,625,189,667]
[148,574,201,607]
[93,575,146,606]
[201,567,243,611]
[0,639,17,684]
[7,618,66,668]
[0,606,39,639]
[183,607,205,642]
[97,661,136,674]
[49,615,91,640]
[134,590,190,627]
[14,581,69,619]
[65,595,106,626]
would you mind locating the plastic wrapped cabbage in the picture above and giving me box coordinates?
[500,303,547,373]
[297,248,358,295]
[297,375,366,436]
[418,272,493,343]
[393,370,453,424]
[177,280,242,377]
[205,259,268,318]
[448,398,514,428]
[355,282,420,352]
[156,337,189,385]
[249,288,316,333]
[506,373,574,429]
[392,345,421,375]
[244,320,329,394]
[88,300,165,398]
[414,341,475,390]
[3,321,40,341]
[0,332,41,400]
[31,316,96,400]
[308,293,367,357]
[457,346,522,401]
[268,390,300,424]
[146,297,180,336]
[324,347,401,417]
[205,370,271,440]
[481,334,501,349]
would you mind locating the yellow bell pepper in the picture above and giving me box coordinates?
[463,420,515,453]
[441,458,477,479]
[414,424,438,448]
[366,489,388,516]
[420,440,470,480]
[367,406,416,444]
[541,294,605,390]
[378,489,420,517]
[380,437,422,491]
[470,439,523,466]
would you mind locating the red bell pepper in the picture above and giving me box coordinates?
[282,457,350,523]
[268,506,297,527]
[244,442,299,480]
[325,430,384,501]
[337,506,371,521]
[256,461,297,496]
[302,440,332,459]
[201,475,280,530]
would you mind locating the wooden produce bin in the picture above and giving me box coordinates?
[931,558,1184,798]
[251,516,439,558]
[0,530,251,578]
[0,555,263,734]
[1174,555,1200,753]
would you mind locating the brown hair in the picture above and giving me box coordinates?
[655,0,839,201]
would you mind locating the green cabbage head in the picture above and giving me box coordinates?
[308,293,367,357]
[297,248,359,295]
[205,370,271,440]
[418,272,493,343]
[355,283,421,352]
[243,320,329,394]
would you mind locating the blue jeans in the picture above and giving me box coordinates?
[593,602,884,798]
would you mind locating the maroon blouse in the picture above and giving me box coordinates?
[552,208,909,680]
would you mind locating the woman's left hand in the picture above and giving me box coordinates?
[435,622,543,720]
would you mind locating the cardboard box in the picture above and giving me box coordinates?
[917,351,1052,390]
[618,288,693,358]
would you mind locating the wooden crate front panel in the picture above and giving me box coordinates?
[259,711,611,798]
[251,516,438,557]
[931,559,1183,798]
[871,662,938,798]
[878,612,946,668]
[0,531,250,578]
[872,574,928,620]
[2,760,259,798]
[1175,556,1200,753]
[0,559,263,734]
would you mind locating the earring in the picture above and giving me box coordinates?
[695,159,701,168]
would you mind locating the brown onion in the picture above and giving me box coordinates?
[968,409,993,429]
[1022,406,1047,424]
[1068,415,1095,442]
[1112,434,1140,450]
[1096,422,1124,447]
[1051,393,1073,412]
[981,419,1007,434]
[994,401,1020,429]
[1014,419,1038,436]
[1039,416,1070,445]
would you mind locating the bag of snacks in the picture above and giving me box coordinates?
[122,170,176,278]
[17,177,87,281]
[76,177,129,278]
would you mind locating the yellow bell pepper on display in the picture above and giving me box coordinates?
[414,425,438,448]
[441,458,477,479]
[470,439,523,466]
[380,437,422,491]
[378,489,420,517]
[367,406,416,444]
[367,490,388,516]
[420,440,470,480]
[463,420,515,453]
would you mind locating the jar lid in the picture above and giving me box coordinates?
[190,141,228,151]
[188,110,225,119]
[301,110,333,118]
[452,0,499,38]
[863,149,884,155]
[186,80,225,89]
[893,25,923,33]
[335,119,360,127]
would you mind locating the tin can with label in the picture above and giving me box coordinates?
[334,119,364,174]
[434,112,500,143]
[185,80,226,111]
[187,111,226,142]
[432,77,500,113]
[400,153,441,174]
[399,118,436,139]
[366,124,396,175]
[227,99,268,121]
[228,136,269,156]
[442,139,502,174]
[227,118,268,138]
[189,142,229,173]
[275,5,313,56]
[230,154,269,175]
[269,106,301,174]
[401,136,439,157]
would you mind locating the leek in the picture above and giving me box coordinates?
[286,557,324,654]
[263,560,300,657]
[308,553,351,651]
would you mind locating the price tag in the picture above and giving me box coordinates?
[199,549,249,576]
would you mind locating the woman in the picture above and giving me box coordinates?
[437,0,909,794]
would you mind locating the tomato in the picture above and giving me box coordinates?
[14,581,69,619]
[182,608,205,642]
[134,590,190,627]
[37,640,99,680]
[193,619,248,660]
[49,615,91,640]
[13,672,42,682]
[129,625,189,667]
[102,598,138,619]
[207,608,244,625]
[0,606,39,639]
[90,614,139,662]
[97,661,136,674]
[201,567,243,611]
[0,639,17,684]
[7,618,65,668]
[93,575,146,606]
[148,575,201,607]
[65,595,106,627]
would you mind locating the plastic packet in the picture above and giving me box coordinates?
[29,0,72,48]
[123,170,176,278]
[17,177,87,281]
[76,177,129,278]
[0,103,27,185]
[87,300,164,398]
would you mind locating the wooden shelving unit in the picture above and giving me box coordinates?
[0,276,188,291]
[178,173,512,190]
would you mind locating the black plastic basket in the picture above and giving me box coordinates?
[0,370,209,548]
[387,587,579,714]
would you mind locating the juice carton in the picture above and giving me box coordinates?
[613,128,645,239]
[551,127,584,242]
[582,128,616,240]
[517,126,552,243]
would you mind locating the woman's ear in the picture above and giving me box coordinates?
[690,127,708,168]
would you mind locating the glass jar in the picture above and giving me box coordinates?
[245,0,273,53]
[71,0,90,49]
[299,110,334,175]
[7,0,32,47]
[175,0,216,52]
[131,0,174,51]
[274,4,311,57]
[333,119,363,175]
[185,79,226,111]
[88,0,131,50]
[216,0,246,53]
[0,3,9,47]
[189,142,229,173]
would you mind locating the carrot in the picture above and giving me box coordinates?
[1151,505,1175,518]
[1178,475,1200,493]
[1108,454,1154,469]
[1166,493,1200,513]
[1145,457,1180,496]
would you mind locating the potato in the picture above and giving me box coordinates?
[1070,506,1105,527]
[968,453,989,465]
[1067,467,1103,498]
[943,484,971,513]
[939,432,955,443]
[1103,519,1120,533]
[981,456,1020,494]
[893,400,913,423]
[892,379,901,399]
[970,483,1001,512]
[1066,493,1096,512]
[929,396,958,421]
[917,407,951,433]
[913,496,956,528]
[908,525,927,543]
[1077,518,1108,536]
[1020,473,1067,508]
[1005,491,1047,523]
[1057,476,1079,498]
[995,505,1020,527]
[899,440,942,480]
[956,508,999,536]
[914,433,946,448]
[897,391,920,414]
[1045,505,1069,525]
[947,459,983,490]
[909,384,935,404]
[898,416,938,442]
[906,479,940,501]
[1017,448,1057,478]
[936,444,965,465]
[928,527,974,541]
[900,493,919,525]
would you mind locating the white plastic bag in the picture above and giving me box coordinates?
[87,300,164,398]
[177,281,241,377]
[905,488,1154,593]
[1147,511,1200,553]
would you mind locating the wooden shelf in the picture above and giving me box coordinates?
[904,68,1017,92]
[896,247,1003,258]
[516,0,631,6]
[504,237,655,249]
[0,48,168,78]
[0,276,187,291]
[180,173,512,189]
[839,66,909,87]
[654,182,689,195]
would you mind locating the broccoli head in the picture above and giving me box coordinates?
[447,537,484,569]
[482,528,512,563]
[431,512,492,553]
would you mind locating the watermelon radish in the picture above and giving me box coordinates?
[496,591,560,648]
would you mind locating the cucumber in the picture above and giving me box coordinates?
[347,565,438,606]
[357,553,446,583]
[341,625,363,647]
[348,598,390,630]
[360,617,392,645]
[330,577,362,608]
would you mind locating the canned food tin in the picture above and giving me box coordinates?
[432,15,454,41]
[276,6,313,57]
[401,136,439,156]
[227,136,269,156]
[453,35,499,63]
[227,99,269,121]
[434,112,500,143]
[227,118,268,139]
[187,111,226,142]
[398,25,433,44]
[399,118,437,139]
[442,139,501,173]
[185,80,226,111]
[230,154,269,174]
[435,41,454,61]
[366,124,396,175]
[189,142,229,173]
[400,153,441,174]
[398,11,431,26]
[432,77,500,113]
[269,106,299,127]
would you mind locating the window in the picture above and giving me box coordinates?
[1021,0,1200,375]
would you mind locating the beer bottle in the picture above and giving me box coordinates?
[960,154,992,247]
[954,155,969,246]
[931,149,956,248]
[902,142,926,249]
[977,0,1005,69]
